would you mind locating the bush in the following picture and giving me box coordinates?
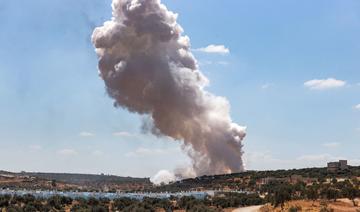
[320,206,334,212]
[71,204,89,212]
[22,194,35,204]
[10,195,24,205]
[178,196,202,210]
[87,197,99,206]
[23,203,37,212]
[90,205,108,212]
[0,195,11,207]
[60,196,73,205]
[122,202,155,212]
[288,205,302,212]
[113,197,138,210]
[99,197,110,205]
[272,185,292,209]
[6,206,23,212]
[47,195,63,210]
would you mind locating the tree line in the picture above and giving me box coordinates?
[0,192,263,212]
[261,177,360,210]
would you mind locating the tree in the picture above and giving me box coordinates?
[99,197,110,205]
[88,197,100,206]
[293,182,306,198]
[318,177,326,184]
[60,196,73,205]
[331,178,337,185]
[23,203,37,212]
[342,185,358,206]
[122,202,156,212]
[288,205,302,212]
[47,195,63,210]
[6,205,23,212]
[321,187,339,202]
[248,178,256,188]
[51,179,57,187]
[272,185,292,209]
[90,205,108,212]
[306,186,319,206]
[22,194,35,204]
[178,196,199,210]
[351,177,359,189]
[10,195,24,205]
[113,197,138,211]
[0,195,11,208]
[71,204,89,212]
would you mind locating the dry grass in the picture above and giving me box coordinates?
[259,199,360,212]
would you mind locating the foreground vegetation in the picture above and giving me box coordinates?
[0,177,359,212]
[262,177,360,210]
[0,192,263,212]
[1,166,359,211]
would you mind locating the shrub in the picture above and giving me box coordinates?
[288,205,302,212]
[0,195,11,207]
[113,197,138,210]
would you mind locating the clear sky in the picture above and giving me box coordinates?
[0,0,359,177]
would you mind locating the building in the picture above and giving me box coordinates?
[339,160,348,170]
[327,160,348,172]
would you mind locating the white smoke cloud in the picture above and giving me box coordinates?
[92,0,246,177]
[150,170,176,185]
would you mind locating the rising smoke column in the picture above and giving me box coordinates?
[92,0,246,176]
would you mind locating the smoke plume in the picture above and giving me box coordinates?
[92,0,246,177]
[150,170,176,185]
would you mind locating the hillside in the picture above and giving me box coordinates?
[1,165,360,192]
[18,172,149,185]
[151,166,360,192]
[0,170,152,191]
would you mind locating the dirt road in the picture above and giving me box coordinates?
[232,205,263,212]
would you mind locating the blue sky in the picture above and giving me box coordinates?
[0,0,359,177]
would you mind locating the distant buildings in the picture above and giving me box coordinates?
[327,160,348,172]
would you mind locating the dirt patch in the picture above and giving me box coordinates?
[259,199,360,212]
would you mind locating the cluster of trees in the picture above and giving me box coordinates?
[0,192,264,212]
[211,192,264,208]
[111,197,172,211]
[150,166,360,193]
[0,194,113,212]
[175,192,263,211]
[262,177,360,210]
[248,166,360,180]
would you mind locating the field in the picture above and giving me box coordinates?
[260,199,360,212]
